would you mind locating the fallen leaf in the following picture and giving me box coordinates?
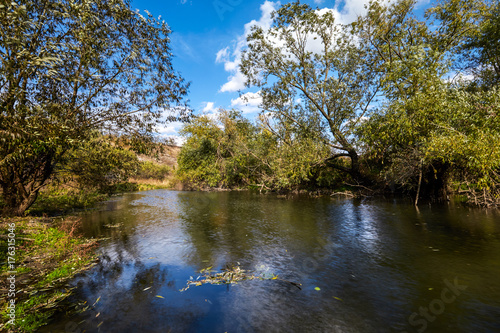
[155,295,164,299]
[315,287,321,291]
[92,296,101,307]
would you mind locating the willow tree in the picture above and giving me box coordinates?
[0,0,189,216]
[460,0,500,90]
[355,0,495,202]
[240,1,380,181]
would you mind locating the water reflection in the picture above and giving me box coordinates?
[40,191,500,333]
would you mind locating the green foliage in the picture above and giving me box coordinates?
[65,138,140,193]
[0,217,97,332]
[179,0,498,206]
[0,0,189,216]
[177,115,224,188]
[137,161,171,181]
[241,1,380,179]
[454,0,500,90]
[26,186,108,215]
[177,110,342,191]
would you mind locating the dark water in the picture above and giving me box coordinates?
[40,190,500,333]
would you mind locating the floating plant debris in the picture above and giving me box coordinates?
[179,265,301,292]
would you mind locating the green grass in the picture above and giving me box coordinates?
[4,294,60,333]
[0,217,98,332]
[27,187,108,216]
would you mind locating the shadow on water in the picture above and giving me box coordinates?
[40,190,500,333]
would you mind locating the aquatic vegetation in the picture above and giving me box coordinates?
[179,265,301,292]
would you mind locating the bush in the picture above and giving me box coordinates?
[136,161,171,180]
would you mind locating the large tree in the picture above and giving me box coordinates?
[240,1,380,180]
[459,0,500,90]
[0,0,189,216]
[356,0,497,203]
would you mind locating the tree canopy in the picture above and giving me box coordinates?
[0,0,189,215]
[177,0,499,207]
[241,1,380,179]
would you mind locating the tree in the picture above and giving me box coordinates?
[240,1,380,180]
[176,110,333,191]
[177,115,225,188]
[64,136,140,193]
[0,0,189,215]
[458,0,500,90]
[356,0,498,203]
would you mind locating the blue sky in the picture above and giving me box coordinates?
[130,0,429,142]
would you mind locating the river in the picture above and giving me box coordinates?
[39,190,500,333]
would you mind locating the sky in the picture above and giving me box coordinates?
[130,0,428,143]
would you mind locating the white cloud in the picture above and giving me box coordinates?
[203,102,217,113]
[220,71,248,93]
[217,0,384,94]
[217,1,279,93]
[336,0,369,24]
[231,91,263,114]
[216,47,229,63]
[155,121,186,145]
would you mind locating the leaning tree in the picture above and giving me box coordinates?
[240,1,381,181]
[0,0,190,216]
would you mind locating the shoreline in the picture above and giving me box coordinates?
[0,216,100,332]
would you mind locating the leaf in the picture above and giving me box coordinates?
[143,287,152,291]
[333,296,343,301]
[155,295,164,299]
[92,296,101,307]
[314,287,321,291]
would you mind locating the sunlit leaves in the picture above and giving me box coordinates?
[241,1,380,178]
[0,0,189,215]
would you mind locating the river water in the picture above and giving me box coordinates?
[40,190,500,333]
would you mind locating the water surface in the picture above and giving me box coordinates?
[40,190,500,332]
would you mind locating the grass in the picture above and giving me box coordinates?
[24,179,170,217]
[26,186,108,216]
[129,177,177,191]
[0,217,99,333]
[0,173,175,332]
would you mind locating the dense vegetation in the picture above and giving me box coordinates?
[177,0,500,207]
[0,0,189,216]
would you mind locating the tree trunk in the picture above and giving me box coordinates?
[0,155,54,217]
[348,148,361,180]
[1,182,40,216]
[421,162,450,203]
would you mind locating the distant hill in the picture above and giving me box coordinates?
[137,145,181,167]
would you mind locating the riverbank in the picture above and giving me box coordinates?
[0,216,100,332]
[0,176,180,332]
